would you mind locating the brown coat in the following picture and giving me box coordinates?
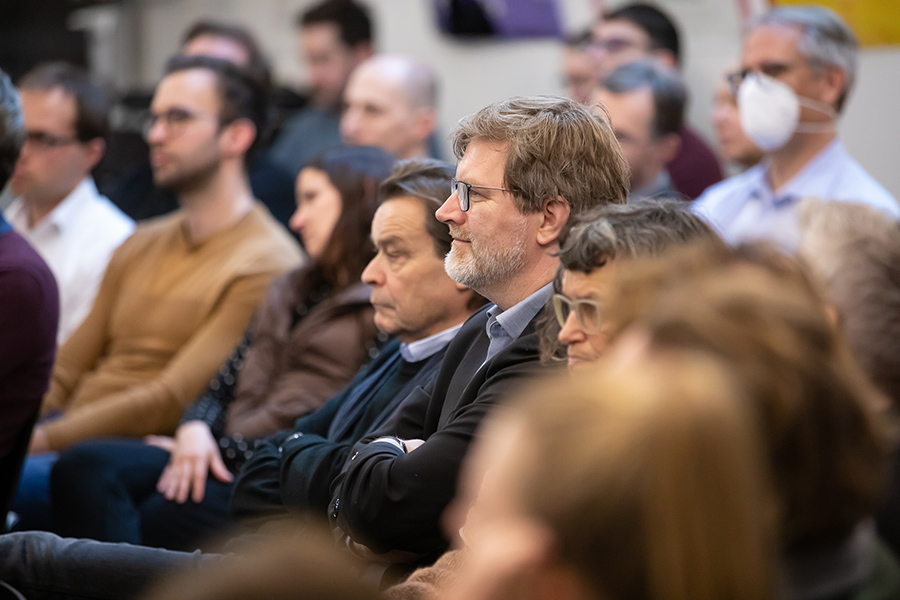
[224,267,378,438]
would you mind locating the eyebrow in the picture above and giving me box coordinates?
[373,235,406,248]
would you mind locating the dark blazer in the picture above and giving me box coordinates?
[330,304,558,556]
[231,338,447,518]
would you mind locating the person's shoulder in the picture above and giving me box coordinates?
[832,154,900,217]
[694,166,763,209]
[220,205,304,275]
[0,230,57,298]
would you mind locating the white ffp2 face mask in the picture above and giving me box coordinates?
[737,73,836,152]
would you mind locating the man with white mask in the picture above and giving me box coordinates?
[693,6,899,249]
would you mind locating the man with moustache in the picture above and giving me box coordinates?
[12,56,300,530]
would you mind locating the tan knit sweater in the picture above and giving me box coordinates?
[41,204,303,451]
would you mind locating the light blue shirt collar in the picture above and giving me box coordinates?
[400,322,464,363]
[484,282,553,363]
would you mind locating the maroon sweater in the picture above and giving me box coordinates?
[0,216,58,457]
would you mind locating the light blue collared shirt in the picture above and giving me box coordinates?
[483,283,553,363]
[400,323,464,363]
[693,140,900,250]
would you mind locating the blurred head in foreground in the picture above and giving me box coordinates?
[446,354,776,600]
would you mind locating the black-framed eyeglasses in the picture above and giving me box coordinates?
[589,36,645,55]
[726,61,799,96]
[450,178,511,212]
[140,108,222,140]
[24,131,79,152]
[552,293,603,335]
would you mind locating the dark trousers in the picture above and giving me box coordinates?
[51,440,236,552]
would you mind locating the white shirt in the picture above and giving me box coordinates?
[5,178,134,343]
[693,140,900,250]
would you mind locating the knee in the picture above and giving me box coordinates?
[51,442,122,500]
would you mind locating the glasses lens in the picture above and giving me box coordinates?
[576,301,602,334]
[458,181,468,211]
[552,294,571,328]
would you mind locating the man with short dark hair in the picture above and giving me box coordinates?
[12,56,301,531]
[595,60,685,200]
[589,2,723,199]
[4,63,133,343]
[694,6,899,249]
[268,0,374,177]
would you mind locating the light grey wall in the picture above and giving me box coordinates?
[89,0,900,197]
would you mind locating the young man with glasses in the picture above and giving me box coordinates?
[548,198,720,371]
[3,63,134,344]
[12,56,301,531]
[693,6,899,249]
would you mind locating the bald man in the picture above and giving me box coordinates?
[340,55,438,160]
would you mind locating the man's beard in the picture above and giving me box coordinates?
[444,222,528,296]
[154,155,220,198]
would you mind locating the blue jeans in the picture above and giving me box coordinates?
[11,453,58,531]
[51,440,236,551]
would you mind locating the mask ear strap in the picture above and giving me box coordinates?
[795,96,837,133]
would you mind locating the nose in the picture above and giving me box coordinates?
[146,118,167,145]
[361,253,383,286]
[557,312,586,346]
[340,109,360,143]
[435,191,463,225]
[289,205,307,236]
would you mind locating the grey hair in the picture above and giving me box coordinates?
[752,6,857,112]
[798,197,900,406]
[558,197,720,274]
[0,69,23,190]
[601,59,686,138]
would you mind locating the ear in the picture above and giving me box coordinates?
[220,118,257,157]
[656,132,681,164]
[819,65,846,110]
[413,106,437,143]
[650,48,678,70]
[82,138,106,171]
[536,195,571,247]
[352,41,374,65]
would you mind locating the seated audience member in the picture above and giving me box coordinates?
[604,242,897,600]
[329,95,628,567]
[50,145,392,551]
[796,198,900,555]
[12,56,302,531]
[268,0,374,178]
[594,60,685,200]
[231,158,485,522]
[561,30,595,106]
[3,63,134,343]
[340,55,438,160]
[693,6,899,249]
[437,356,776,600]
[108,20,297,229]
[712,68,763,174]
[544,197,720,367]
[0,70,59,510]
[589,2,722,199]
[0,95,628,600]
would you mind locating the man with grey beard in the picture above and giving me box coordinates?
[328,95,629,567]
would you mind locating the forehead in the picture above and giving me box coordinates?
[371,196,430,243]
[598,87,655,133]
[151,68,221,114]
[596,19,651,45]
[301,23,344,54]
[456,138,508,186]
[562,262,618,298]
[19,87,77,130]
[742,24,804,67]
[345,66,410,109]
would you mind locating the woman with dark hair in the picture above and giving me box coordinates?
[49,146,395,551]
